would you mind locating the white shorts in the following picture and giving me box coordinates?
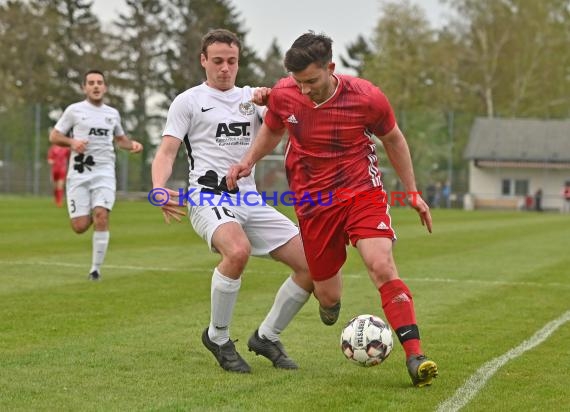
[66,175,116,218]
[188,190,299,256]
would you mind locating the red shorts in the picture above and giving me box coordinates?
[51,168,66,181]
[297,187,396,281]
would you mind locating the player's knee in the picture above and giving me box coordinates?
[92,209,109,230]
[367,257,396,283]
[222,244,251,271]
[70,220,90,234]
[286,258,311,280]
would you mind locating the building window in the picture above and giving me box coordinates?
[501,179,529,196]
[501,179,511,195]
[514,180,529,196]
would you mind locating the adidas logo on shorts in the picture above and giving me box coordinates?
[377,221,389,230]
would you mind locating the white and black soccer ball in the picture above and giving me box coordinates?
[340,314,393,367]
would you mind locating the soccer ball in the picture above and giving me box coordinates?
[340,314,393,367]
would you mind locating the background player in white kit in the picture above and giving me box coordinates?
[49,70,143,281]
[152,29,320,373]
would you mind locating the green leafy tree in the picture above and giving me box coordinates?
[340,35,372,77]
[39,0,111,109]
[443,0,570,118]
[357,1,447,189]
[110,0,169,190]
[258,39,287,86]
[501,0,570,117]
[0,2,58,169]
[362,1,437,111]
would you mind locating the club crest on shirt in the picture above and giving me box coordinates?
[239,102,255,116]
[105,117,114,125]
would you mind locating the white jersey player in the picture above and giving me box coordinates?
[164,83,260,194]
[49,70,143,281]
[152,29,321,374]
[162,83,295,255]
[56,100,123,216]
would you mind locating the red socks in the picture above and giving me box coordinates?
[379,278,421,357]
[55,188,64,207]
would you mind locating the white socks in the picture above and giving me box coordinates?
[258,276,310,342]
[208,267,241,345]
[90,231,109,273]
[207,270,310,345]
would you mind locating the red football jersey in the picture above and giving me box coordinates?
[264,74,396,216]
[47,145,71,171]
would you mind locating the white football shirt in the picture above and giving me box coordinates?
[162,83,264,192]
[54,100,125,181]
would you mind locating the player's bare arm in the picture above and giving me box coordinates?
[226,122,285,190]
[151,135,186,224]
[49,128,88,153]
[379,125,432,233]
[115,135,143,153]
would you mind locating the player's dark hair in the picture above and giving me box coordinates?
[284,31,333,72]
[201,29,241,57]
[83,69,106,85]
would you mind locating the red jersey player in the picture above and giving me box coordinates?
[227,32,438,387]
[47,143,71,207]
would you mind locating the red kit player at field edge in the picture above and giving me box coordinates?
[47,144,71,207]
[227,31,438,387]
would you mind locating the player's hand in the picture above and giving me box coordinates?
[130,140,143,154]
[226,162,252,191]
[157,188,186,224]
[71,139,88,154]
[407,192,432,233]
[251,87,271,106]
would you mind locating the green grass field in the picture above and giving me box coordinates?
[1,196,569,411]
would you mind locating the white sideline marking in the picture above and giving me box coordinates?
[5,261,570,288]
[436,310,570,412]
[411,277,570,289]
[4,260,265,274]
[3,260,294,275]
[344,273,570,289]
[4,260,178,272]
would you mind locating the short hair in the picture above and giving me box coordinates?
[83,69,105,85]
[284,31,333,72]
[201,29,241,57]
